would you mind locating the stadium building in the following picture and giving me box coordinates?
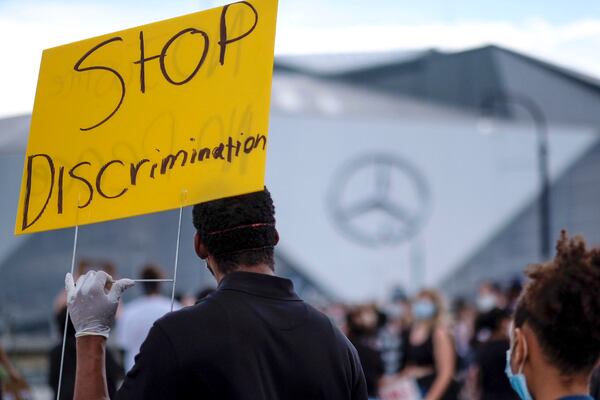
[1,44,600,341]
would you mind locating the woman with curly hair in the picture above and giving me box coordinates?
[506,231,600,400]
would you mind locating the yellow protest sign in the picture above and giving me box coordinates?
[15,0,278,235]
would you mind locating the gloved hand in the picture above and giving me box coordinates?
[65,270,135,338]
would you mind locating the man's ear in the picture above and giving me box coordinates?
[194,233,209,259]
[274,228,280,246]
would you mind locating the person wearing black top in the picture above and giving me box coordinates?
[473,308,517,400]
[346,305,385,397]
[0,344,25,400]
[48,307,123,400]
[400,289,458,400]
[66,189,368,400]
[590,365,600,400]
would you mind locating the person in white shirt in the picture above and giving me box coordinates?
[116,264,180,372]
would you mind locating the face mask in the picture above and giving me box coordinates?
[384,303,404,320]
[476,293,497,312]
[412,300,436,320]
[505,341,533,400]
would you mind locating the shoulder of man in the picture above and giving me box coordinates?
[302,303,361,357]
[153,293,227,337]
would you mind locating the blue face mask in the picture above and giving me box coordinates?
[384,303,404,320]
[505,345,533,400]
[412,300,436,320]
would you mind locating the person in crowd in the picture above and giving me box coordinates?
[475,281,502,314]
[400,289,459,400]
[174,292,197,307]
[473,281,505,345]
[346,304,385,398]
[66,189,368,399]
[451,297,475,374]
[195,287,215,301]
[590,365,600,400]
[116,264,179,372]
[323,303,350,335]
[506,231,600,400]
[48,307,123,400]
[379,288,410,378]
[175,287,215,307]
[473,307,517,400]
[505,278,523,313]
[0,343,25,400]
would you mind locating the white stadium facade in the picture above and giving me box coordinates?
[1,44,600,338]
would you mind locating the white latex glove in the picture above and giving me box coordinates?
[65,270,135,338]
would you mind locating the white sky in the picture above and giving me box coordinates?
[1,0,600,117]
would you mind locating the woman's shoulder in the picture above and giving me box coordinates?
[432,324,453,342]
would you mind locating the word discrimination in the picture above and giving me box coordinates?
[20,133,267,231]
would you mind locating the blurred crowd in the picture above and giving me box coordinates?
[319,281,518,399]
[0,256,598,400]
[322,279,600,400]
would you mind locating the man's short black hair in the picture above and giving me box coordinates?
[192,188,277,274]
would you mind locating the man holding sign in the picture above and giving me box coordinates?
[66,189,368,399]
[15,0,368,398]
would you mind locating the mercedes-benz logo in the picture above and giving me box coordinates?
[327,153,431,246]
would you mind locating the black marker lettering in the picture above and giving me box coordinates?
[96,160,128,199]
[150,163,158,178]
[69,161,94,208]
[243,136,255,153]
[130,159,150,185]
[197,147,211,161]
[160,28,210,85]
[219,1,258,65]
[255,133,267,150]
[212,143,225,160]
[22,154,55,231]
[57,166,64,214]
[161,150,188,174]
[135,28,209,89]
[135,31,160,93]
[226,136,235,162]
[74,37,125,131]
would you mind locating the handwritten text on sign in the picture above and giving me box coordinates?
[15,0,278,234]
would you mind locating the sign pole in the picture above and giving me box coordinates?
[170,205,183,312]
[170,190,187,312]
[56,224,79,400]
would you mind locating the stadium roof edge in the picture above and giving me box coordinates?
[485,45,600,96]
[275,44,600,96]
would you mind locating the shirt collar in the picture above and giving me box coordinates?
[557,396,594,400]
[218,271,301,301]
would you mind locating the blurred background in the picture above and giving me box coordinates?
[2,0,600,399]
